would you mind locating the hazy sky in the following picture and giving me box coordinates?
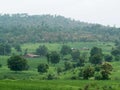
[0,0,120,27]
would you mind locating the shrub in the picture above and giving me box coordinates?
[7,55,28,71]
[37,63,49,73]
[94,72,102,80]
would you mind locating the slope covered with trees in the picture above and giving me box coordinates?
[0,14,120,44]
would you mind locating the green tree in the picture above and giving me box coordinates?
[104,55,113,62]
[76,57,85,67]
[36,45,48,56]
[50,51,60,65]
[89,54,103,65]
[14,44,22,52]
[82,66,95,79]
[7,55,28,71]
[37,63,49,73]
[0,43,11,55]
[71,50,80,61]
[60,45,72,55]
[111,49,120,56]
[64,61,73,71]
[101,62,113,80]
[90,47,102,56]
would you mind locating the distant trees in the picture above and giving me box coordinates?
[0,43,11,55]
[0,14,119,44]
[37,63,49,73]
[7,55,28,71]
[60,45,72,55]
[36,45,48,56]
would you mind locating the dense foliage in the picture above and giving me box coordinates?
[37,63,49,73]
[0,14,120,44]
[7,55,28,71]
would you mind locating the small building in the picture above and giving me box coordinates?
[25,53,40,58]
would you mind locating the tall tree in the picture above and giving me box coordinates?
[50,51,60,65]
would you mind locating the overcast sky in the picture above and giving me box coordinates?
[0,0,120,27]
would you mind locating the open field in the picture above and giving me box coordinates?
[0,80,120,90]
[21,42,114,54]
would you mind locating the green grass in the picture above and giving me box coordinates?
[0,80,120,90]
[22,42,114,54]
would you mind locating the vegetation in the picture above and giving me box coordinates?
[7,55,28,71]
[0,14,120,44]
[0,13,120,89]
[37,63,49,73]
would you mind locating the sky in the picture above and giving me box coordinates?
[0,0,120,27]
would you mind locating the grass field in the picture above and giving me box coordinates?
[0,80,120,90]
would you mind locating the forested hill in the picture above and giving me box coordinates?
[0,14,120,44]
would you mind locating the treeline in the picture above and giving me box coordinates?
[0,14,120,44]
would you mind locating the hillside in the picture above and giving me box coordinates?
[0,14,120,44]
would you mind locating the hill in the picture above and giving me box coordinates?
[0,14,120,44]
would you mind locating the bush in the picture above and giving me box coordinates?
[115,55,120,61]
[64,61,73,71]
[104,55,113,62]
[60,45,72,55]
[7,55,28,71]
[37,63,49,73]
[57,67,63,75]
[94,72,102,80]
[47,74,57,80]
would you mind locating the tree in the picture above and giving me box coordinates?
[36,45,48,56]
[14,44,22,52]
[7,55,28,71]
[101,62,113,80]
[82,66,95,79]
[90,47,102,56]
[71,50,80,61]
[50,51,60,65]
[76,57,85,67]
[104,55,113,62]
[89,54,103,65]
[60,45,72,55]
[0,43,11,55]
[111,49,120,56]
[37,63,49,73]
[64,61,73,71]
[115,55,120,61]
